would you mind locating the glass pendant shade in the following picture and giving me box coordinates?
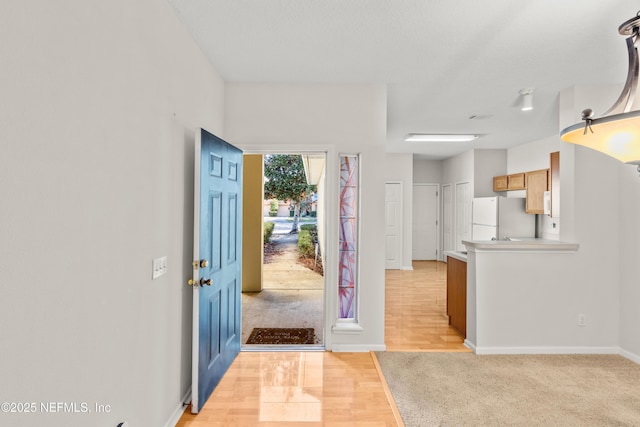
[561,110,640,164]
[560,12,640,165]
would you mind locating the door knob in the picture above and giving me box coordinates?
[200,278,212,286]
[187,279,197,286]
[200,259,209,268]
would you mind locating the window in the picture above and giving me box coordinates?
[338,155,358,319]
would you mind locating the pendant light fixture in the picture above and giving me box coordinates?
[560,11,640,166]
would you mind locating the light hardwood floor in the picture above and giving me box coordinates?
[176,352,400,427]
[177,260,467,426]
[385,261,469,352]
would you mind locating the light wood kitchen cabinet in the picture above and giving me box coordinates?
[525,168,549,214]
[493,173,526,192]
[493,175,508,191]
[446,256,466,338]
[507,173,525,190]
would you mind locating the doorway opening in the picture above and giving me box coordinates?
[241,152,326,349]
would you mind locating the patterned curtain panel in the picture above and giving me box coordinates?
[339,155,358,319]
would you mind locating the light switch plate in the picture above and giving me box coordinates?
[152,256,168,279]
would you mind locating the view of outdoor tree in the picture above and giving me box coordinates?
[264,154,316,232]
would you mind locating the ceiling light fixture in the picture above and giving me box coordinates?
[560,11,640,166]
[404,134,479,142]
[520,88,534,111]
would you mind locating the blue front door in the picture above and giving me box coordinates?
[191,128,242,413]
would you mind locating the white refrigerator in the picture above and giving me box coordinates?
[472,197,535,241]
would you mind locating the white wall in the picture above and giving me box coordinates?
[618,165,640,360]
[474,149,507,197]
[224,83,388,351]
[413,158,443,183]
[507,136,560,175]
[556,85,625,358]
[470,249,619,353]
[385,154,414,269]
[442,150,474,185]
[558,84,622,242]
[0,1,224,426]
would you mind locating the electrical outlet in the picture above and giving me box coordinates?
[578,314,586,327]
[152,256,168,279]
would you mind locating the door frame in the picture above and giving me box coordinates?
[412,183,440,261]
[240,144,335,350]
[441,183,453,261]
[384,181,403,270]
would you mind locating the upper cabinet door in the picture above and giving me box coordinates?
[493,175,508,192]
[493,173,525,191]
[525,169,549,214]
[507,173,525,190]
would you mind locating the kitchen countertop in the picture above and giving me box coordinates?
[444,250,468,262]
[462,238,579,252]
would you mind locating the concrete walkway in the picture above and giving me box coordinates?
[263,232,323,290]
[241,217,324,345]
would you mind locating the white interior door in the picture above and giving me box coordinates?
[442,184,453,257]
[455,181,472,251]
[384,182,402,269]
[412,184,438,260]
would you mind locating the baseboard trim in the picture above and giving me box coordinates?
[401,265,414,271]
[332,322,364,334]
[463,339,476,352]
[465,343,640,364]
[473,346,620,355]
[619,348,640,364]
[331,344,386,352]
[165,387,191,427]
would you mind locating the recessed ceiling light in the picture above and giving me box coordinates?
[404,134,479,142]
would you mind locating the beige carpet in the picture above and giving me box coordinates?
[374,352,640,426]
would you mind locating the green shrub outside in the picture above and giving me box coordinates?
[297,230,315,258]
[269,200,278,216]
[299,224,317,243]
[264,221,275,243]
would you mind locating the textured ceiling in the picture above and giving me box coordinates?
[167,0,639,159]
